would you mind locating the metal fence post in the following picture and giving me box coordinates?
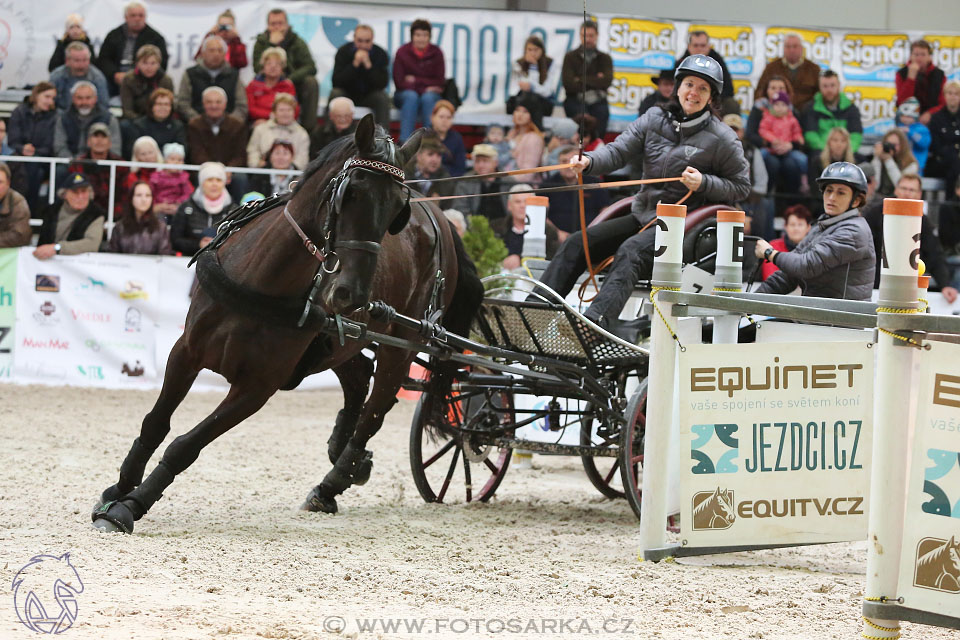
[863,197,923,639]
[712,210,744,344]
[639,203,686,559]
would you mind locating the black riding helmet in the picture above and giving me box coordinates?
[675,54,724,97]
[816,161,868,196]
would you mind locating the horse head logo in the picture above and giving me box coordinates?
[914,536,960,593]
[692,487,736,530]
[11,553,84,634]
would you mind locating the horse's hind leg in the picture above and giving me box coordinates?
[97,337,199,506]
[302,346,412,514]
[327,353,375,464]
[93,381,276,534]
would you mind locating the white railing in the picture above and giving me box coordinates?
[0,155,300,238]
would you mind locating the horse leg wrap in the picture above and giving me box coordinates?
[118,438,152,492]
[321,443,373,497]
[123,462,176,521]
[327,409,361,464]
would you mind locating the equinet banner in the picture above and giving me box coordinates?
[678,341,875,548]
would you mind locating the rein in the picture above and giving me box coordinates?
[410,175,689,203]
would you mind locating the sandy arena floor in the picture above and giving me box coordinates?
[0,384,950,640]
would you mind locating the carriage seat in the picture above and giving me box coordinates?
[588,197,731,265]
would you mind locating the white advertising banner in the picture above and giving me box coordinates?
[897,341,960,616]
[5,1,960,133]
[7,248,337,391]
[677,341,874,548]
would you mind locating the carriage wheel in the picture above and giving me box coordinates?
[619,378,648,521]
[409,376,513,504]
[580,411,626,500]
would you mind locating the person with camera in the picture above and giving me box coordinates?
[754,162,875,300]
[195,10,247,70]
[871,128,919,198]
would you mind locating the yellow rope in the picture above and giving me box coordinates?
[861,633,901,640]
[876,303,928,350]
[650,286,684,351]
[862,617,900,633]
[712,287,742,292]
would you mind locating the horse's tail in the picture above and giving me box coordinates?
[421,219,484,438]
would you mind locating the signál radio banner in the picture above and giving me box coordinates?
[897,341,960,617]
[677,341,874,548]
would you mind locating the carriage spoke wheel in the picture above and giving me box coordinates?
[619,378,648,521]
[580,409,626,500]
[410,372,514,504]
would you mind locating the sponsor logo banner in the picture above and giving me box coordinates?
[607,18,677,70]
[844,85,897,138]
[0,249,15,377]
[841,33,910,84]
[898,341,960,615]
[924,35,960,82]
[608,70,657,113]
[763,27,832,68]
[691,24,755,76]
[679,341,874,547]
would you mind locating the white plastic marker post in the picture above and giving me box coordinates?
[863,197,923,639]
[712,210,745,344]
[639,203,686,559]
[522,195,549,259]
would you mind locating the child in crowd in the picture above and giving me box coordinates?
[759,91,807,196]
[896,98,931,173]
[484,125,512,171]
[150,143,193,223]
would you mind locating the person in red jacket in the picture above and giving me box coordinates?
[392,19,446,142]
[761,204,811,280]
[195,10,247,70]
[246,47,299,126]
[896,39,946,126]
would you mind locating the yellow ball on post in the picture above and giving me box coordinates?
[917,258,925,277]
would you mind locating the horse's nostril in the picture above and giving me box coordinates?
[333,286,352,303]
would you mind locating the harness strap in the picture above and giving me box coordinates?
[411,176,688,203]
[284,204,326,264]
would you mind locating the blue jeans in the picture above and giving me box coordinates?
[562,98,610,138]
[394,90,442,142]
[761,148,807,195]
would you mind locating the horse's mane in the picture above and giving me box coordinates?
[918,538,957,570]
[293,125,399,196]
[693,492,717,517]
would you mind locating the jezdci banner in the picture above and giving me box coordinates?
[677,341,875,548]
[898,341,960,616]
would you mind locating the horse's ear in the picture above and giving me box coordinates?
[389,199,412,235]
[398,129,424,167]
[354,114,376,155]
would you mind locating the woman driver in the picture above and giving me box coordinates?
[535,54,751,334]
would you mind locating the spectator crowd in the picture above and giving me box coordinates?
[2,5,960,296]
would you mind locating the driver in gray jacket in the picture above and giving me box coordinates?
[754,162,875,300]
[536,55,751,333]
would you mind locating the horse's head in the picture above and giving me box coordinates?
[310,114,422,314]
[948,536,960,575]
[716,488,735,524]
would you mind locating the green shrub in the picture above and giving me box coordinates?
[462,215,507,280]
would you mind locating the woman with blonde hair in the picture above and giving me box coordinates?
[808,126,854,188]
[246,47,298,126]
[247,94,310,169]
[124,136,163,194]
[48,14,95,71]
[871,128,919,197]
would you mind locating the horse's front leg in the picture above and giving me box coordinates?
[327,353,375,464]
[302,346,412,514]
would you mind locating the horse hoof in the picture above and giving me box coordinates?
[301,492,338,514]
[93,484,127,512]
[353,457,373,486]
[91,500,135,534]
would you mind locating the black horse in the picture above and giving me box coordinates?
[92,115,483,533]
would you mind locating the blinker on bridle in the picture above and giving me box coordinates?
[284,156,409,274]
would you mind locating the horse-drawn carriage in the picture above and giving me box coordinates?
[90,117,749,533]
